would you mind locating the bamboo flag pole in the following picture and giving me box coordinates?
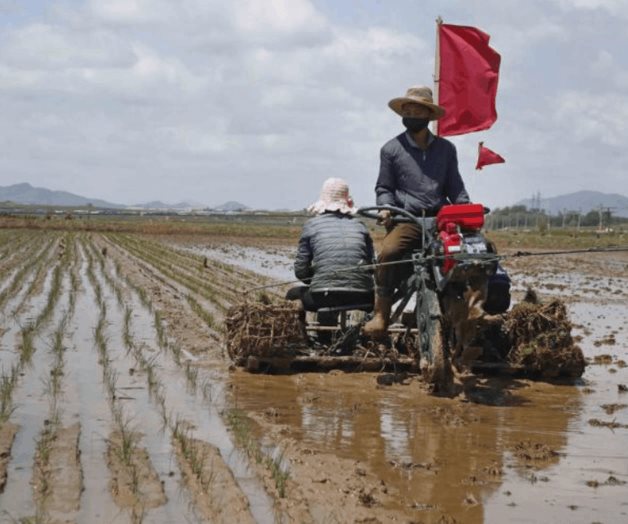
[433,16,443,136]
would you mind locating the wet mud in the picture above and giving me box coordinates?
[195,240,628,523]
[106,430,167,515]
[32,423,82,520]
[172,434,255,523]
[0,423,18,492]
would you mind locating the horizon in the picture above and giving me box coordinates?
[2,180,627,213]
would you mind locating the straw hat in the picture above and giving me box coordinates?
[308,178,355,215]
[388,85,445,120]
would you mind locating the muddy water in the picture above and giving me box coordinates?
[0,267,65,519]
[186,244,295,282]
[122,291,276,523]
[222,247,628,522]
[69,256,121,523]
[91,263,200,523]
[99,248,277,523]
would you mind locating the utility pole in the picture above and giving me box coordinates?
[603,207,615,230]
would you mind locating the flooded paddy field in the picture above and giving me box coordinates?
[0,227,626,523]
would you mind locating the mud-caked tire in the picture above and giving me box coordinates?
[422,320,454,395]
[416,274,454,395]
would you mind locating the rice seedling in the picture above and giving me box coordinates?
[104,368,119,404]
[226,409,290,497]
[225,409,263,464]
[35,265,64,329]
[186,295,219,332]
[153,310,167,350]
[171,416,216,495]
[19,322,36,365]
[0,236,55,310]
[121,309,135,357]
[116,417,138,467]
[267,448,289,498]
[0,364,19,423]
[200,380,213,403]
[184,361,198,390]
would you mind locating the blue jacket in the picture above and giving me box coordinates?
[294,212,374,294]
[376,131,470,216]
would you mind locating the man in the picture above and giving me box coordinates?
[291,177,374,311]
[363,86,470,338]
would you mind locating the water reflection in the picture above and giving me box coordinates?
[231,372,583,522]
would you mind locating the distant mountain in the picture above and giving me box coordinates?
[516,191,628,217]
[213,201,249,212]
[0,182,123,208]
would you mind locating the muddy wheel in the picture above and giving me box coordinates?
[416,272,454,395]
[423,319,454,395]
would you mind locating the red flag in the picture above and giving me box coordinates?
[437,23,501,137]
[476,142,505,170]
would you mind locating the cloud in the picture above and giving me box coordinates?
[555,0,628,16]
[553,91,628,147]
[0,0,626,208]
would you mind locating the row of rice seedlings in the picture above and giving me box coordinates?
[0,231,38,287]
[154,236,268,300]
[33,303,71,509]
[226,409,290,498]
[66,236,81,313]
[120,252,221,341]
[88,236,190,369]
[107,254,152,312]
[18,258,66,367]
[120,306,168,427]
[104,235,229,343]
[0,235,56,313]
[186,294,218,332]
[0,230,39,269]
[88,271,147,518]
[0,364,19,424]
[90,238,205,429]
[171,417,217,497]
[85,248,202,520]
[0,256,68,430]
[89,247,276,515]
[127,233,267,291]
[10,239,61,318]
[87,238,125,308]
[84,238,170,518]
[96,236,220,403]
[108,234,232,311]
[121,234,250,293]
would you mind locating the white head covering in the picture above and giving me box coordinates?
[307,177,355,215]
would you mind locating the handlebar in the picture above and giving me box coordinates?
[357,205,438,230]
[358,204,492,224]
[357,205,416,224]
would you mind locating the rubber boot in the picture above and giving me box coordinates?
[363,296,393,339]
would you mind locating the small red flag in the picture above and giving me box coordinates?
[476,142,505,170]
[437,23,501,137]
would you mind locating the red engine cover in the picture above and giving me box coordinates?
[437,203,485,231]
[439,223,461,274]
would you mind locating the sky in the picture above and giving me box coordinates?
[1,0,627,209]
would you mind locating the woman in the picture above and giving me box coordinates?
[290,177,374,311]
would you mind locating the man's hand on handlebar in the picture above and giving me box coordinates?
[377,210,393,228]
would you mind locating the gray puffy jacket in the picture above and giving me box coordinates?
[294,212,374,294]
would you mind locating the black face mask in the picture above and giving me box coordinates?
[402,117,430,132]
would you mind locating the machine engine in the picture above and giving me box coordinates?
[429,204,495,288]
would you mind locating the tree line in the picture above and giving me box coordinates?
[486,205,627,231]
